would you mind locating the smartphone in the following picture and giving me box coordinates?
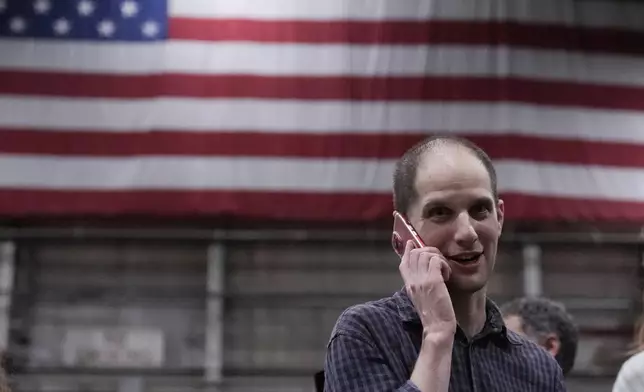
[391,211,425,256]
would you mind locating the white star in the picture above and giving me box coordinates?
[120,0,139,18]
[97,19,116,37]
[53,18,71,36]
[0,0,7,13]
[141,21,159,37]
[33,0,51,14]
[77,0,95,16]
[9,17,27,34]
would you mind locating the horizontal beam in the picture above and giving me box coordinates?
[1,226,643,244]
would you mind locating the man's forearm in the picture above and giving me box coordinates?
[409,331,453,392]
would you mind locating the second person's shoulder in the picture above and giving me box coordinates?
[506,329,563,374]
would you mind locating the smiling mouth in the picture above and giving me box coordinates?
[447,253,482,264]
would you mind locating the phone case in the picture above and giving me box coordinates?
[391,211,425,256]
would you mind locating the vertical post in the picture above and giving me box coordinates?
[638,248,644,314]
[632,247,644,342]
[522,243,543,298]
[205,243,225,387]
[0,242,15,352]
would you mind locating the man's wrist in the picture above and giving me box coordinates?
[412,328,453,392]
[422,325,455,342]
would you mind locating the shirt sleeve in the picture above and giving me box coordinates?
[324,332,421,392]
[612,354,644,392]
[553,364,567,392]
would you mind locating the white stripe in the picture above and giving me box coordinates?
[1,97,644,145]
[0,40,166,74]
[1,41,643,87]
[0,155,640,202]
[496,160,642,202]
[170,0,644,31]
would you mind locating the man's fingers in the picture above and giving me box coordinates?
[416,246,441,254]
[405,239,415,253]
[418,252,432,273]
[401,244,451,283]
[398,240,415,276]
[440,259,452,282]
[408,245,419,275]
[427,255,451,283]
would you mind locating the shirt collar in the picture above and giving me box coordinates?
[394,286,521,345]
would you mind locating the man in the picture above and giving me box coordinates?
[501,297,579,376]
[324,136,565,392]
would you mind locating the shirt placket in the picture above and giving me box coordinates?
[468,343,478,392]
[450,332,475,392]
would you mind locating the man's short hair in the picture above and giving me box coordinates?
[500,297,579,375]
[392,135,498,215]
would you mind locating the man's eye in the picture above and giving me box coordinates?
[470,204,491,219]
[429,207,451,218]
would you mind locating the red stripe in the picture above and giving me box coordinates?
[0,190,641,222]
[170,19,644,55]
[2,130,644,168]
[3,71,644,111]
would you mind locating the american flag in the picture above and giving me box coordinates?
[0,0,643,222]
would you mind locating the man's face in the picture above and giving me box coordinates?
[406,146,504,293]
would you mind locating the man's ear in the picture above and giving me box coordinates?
[542,333,561,358]
[496,199,505,231]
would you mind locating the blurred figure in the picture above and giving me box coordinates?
[501,297,579,376]
[0,351,10,392]
[612,316,644,392]
[0,369,8,392]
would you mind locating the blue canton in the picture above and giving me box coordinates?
[0,0,167,41]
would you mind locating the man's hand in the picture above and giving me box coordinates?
[399,240,456,335]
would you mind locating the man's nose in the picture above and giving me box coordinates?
[454,212,478,246]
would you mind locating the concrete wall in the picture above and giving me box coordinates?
[9,241,207,392]
[3,235,640,392]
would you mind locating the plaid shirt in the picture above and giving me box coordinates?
[324,288,566,392]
